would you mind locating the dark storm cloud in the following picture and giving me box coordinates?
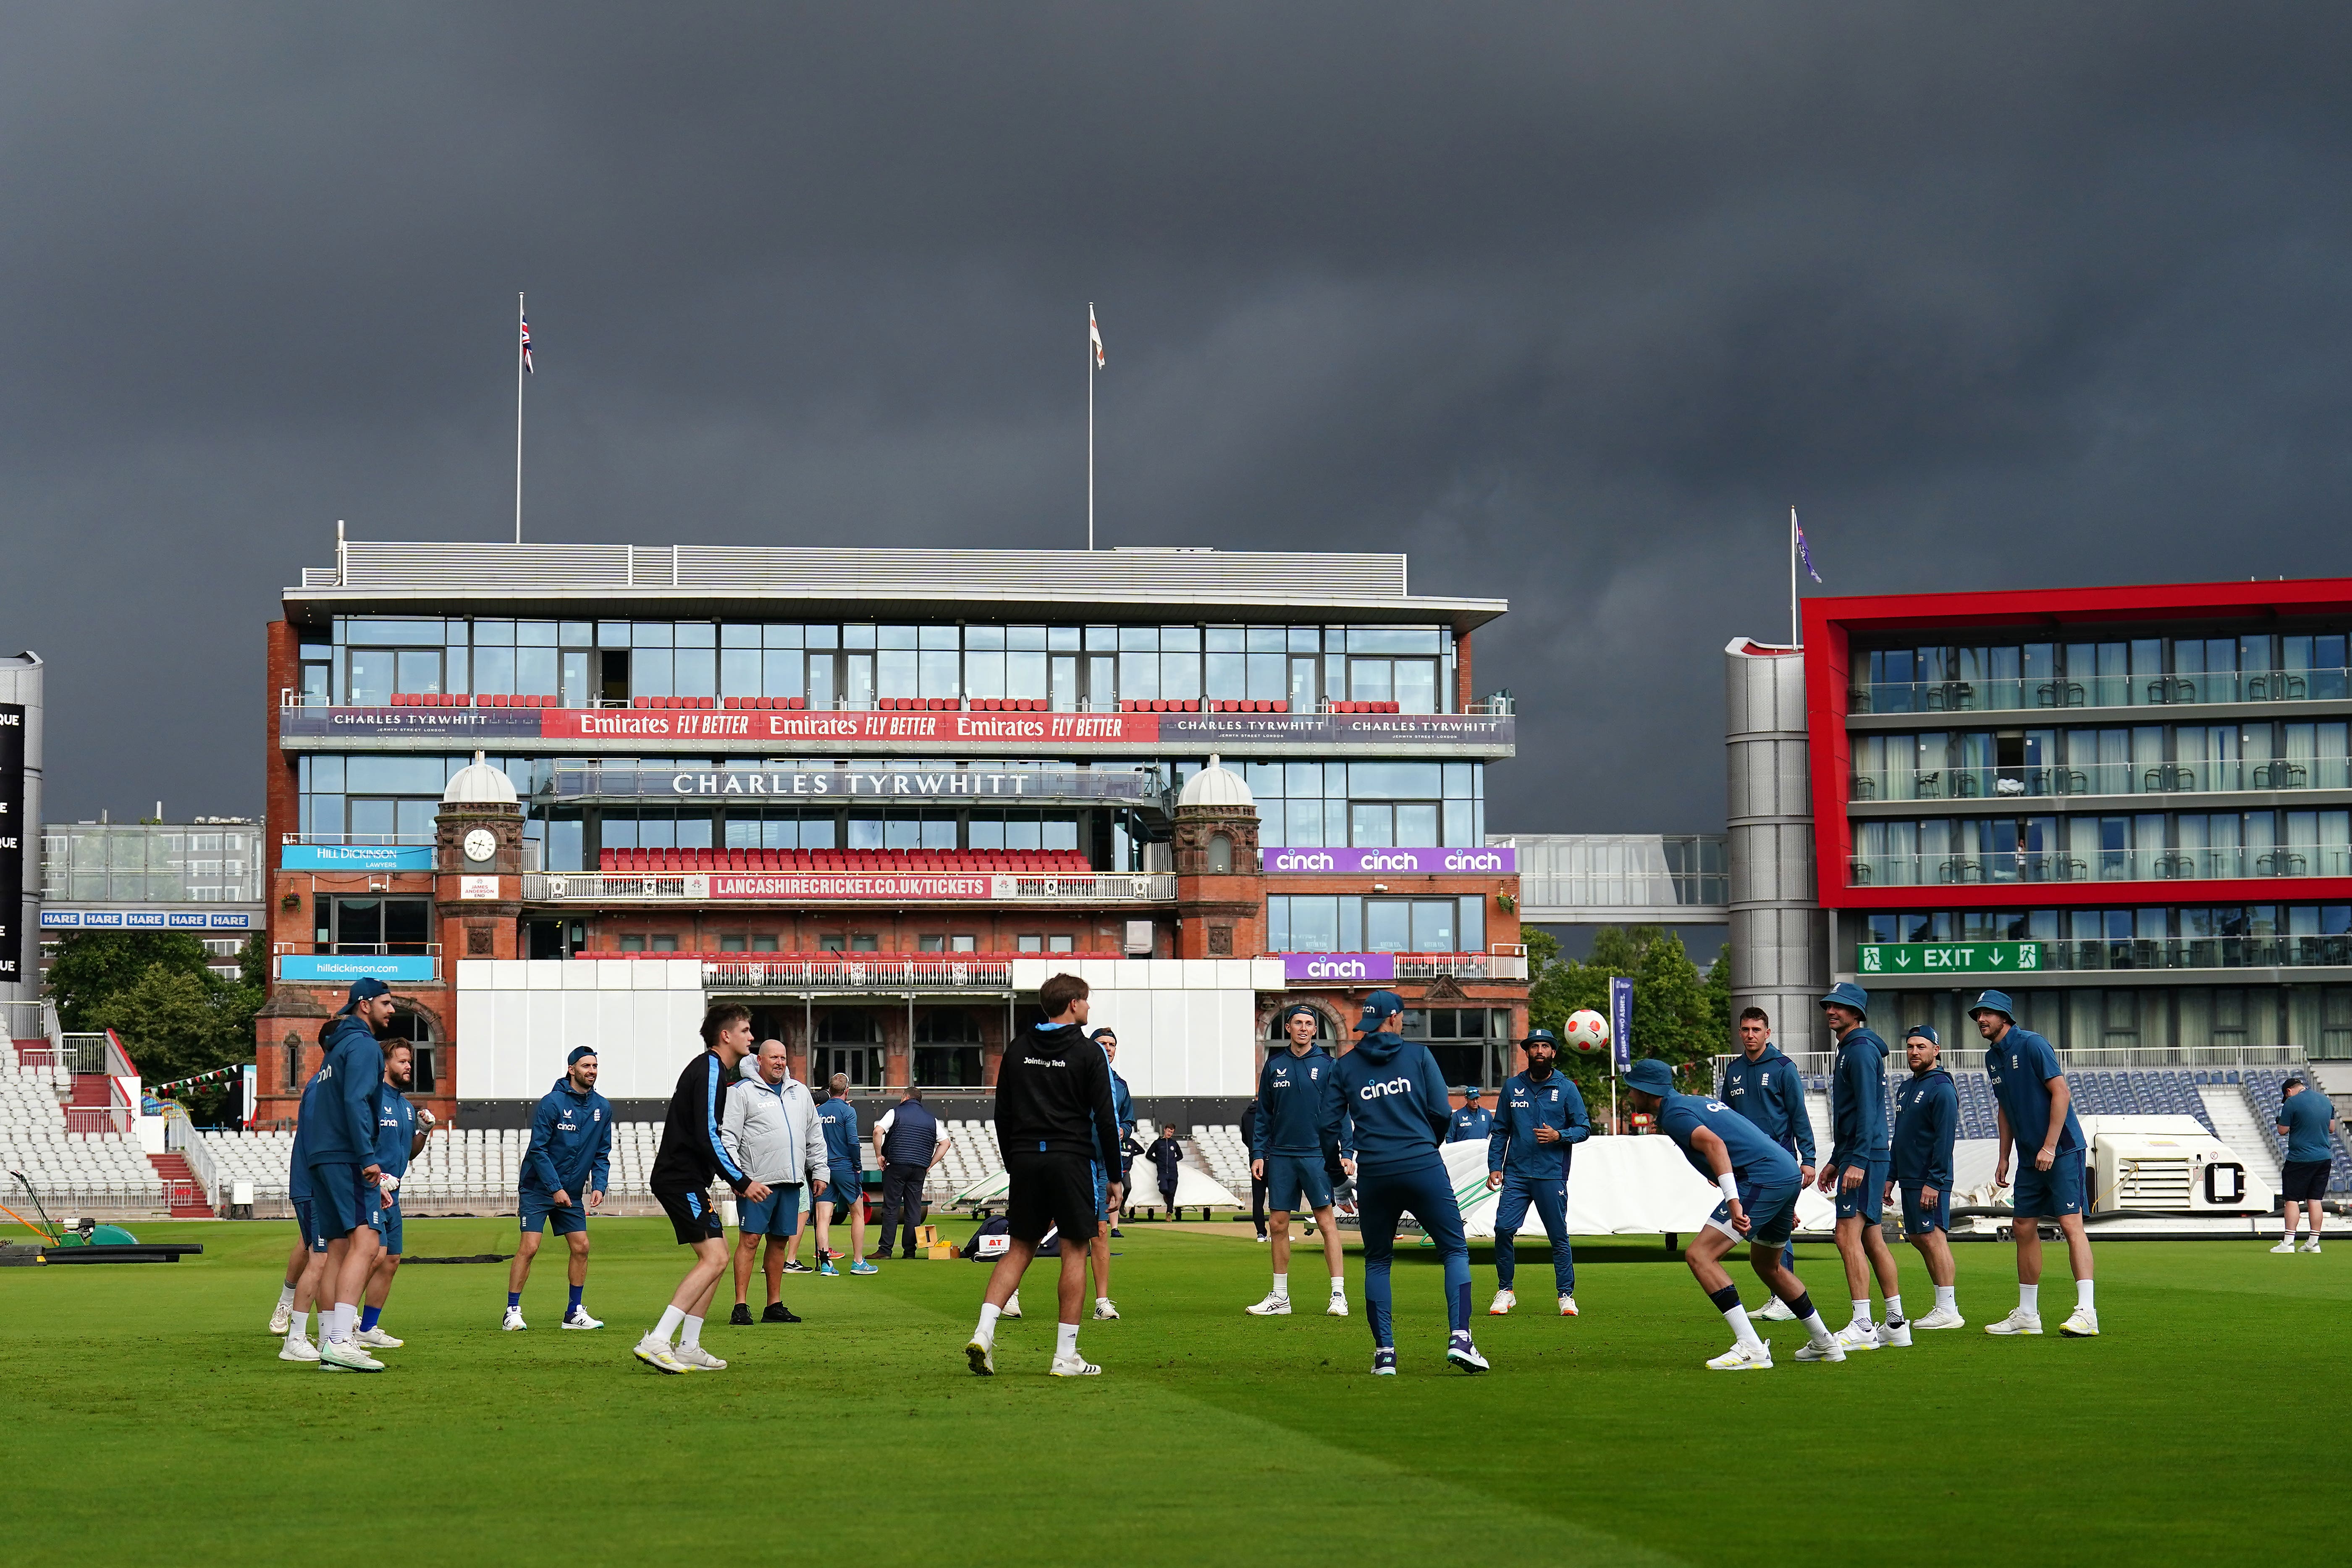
[3,5,2349,830]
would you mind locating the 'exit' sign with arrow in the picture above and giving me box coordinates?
[1856,941,2043,977]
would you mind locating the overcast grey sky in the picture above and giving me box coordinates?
[4,5,2348,828]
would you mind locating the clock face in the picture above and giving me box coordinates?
[463,828,498,864]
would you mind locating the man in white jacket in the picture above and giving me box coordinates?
[721,1040,830,1326]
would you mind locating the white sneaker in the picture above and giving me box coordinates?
[501,1307,527,1332]
[965,1338,994,1376]
[1445,1333,1489,1374]
[1559,1295,1578,1317]
[269,1303,294,1336]
[1253,1232,1269,1243]
[1875,1319,1911,1348]
[562,1307,603,1330]
[2301,1238,2323,1253]
[318,1339,384,1373]
[1245,1293,1292,1316]
[1754,1297,1797,1321]
[2058,1305,2100,1338]
[279,1335,320,1363]
[1326,1293,1348,1317]
[1049,1353,1102,1377]
[1985,1308,2043,1336]
[1487,1288,1516,1316]
[356,1326,404,1349]
[632,1335,686,1374]
[1793,1337,1847,1363]
[674,1343,728,1370]
[1002,1293,1022,1319]
[1913,1305,1966,1330]
[1706,1340,1773,1371]
[1833,1320,1880,1351]
[1093,1299,1121,1321]
[2270,1238,2300,1253]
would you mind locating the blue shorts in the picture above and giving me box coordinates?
[1833,1159,1889,1223]
[2012,1151,2086,1218]
[740,1185,802,1238]
[1709,1175,1802,1249]
[305,1161,381,1242]
[519,1191,589,1236]
[1900,1183,1950,1235]
[1263,1152,1333,1214]
[293,1198,328,1254]
[821,1167,862,1211]
[378,1196,404,1256]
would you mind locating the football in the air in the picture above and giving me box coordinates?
[1562,1009,1610,1054]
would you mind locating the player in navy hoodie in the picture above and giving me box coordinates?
[1318,991,1487,1376]
[1817,981,1903,1351]
[1886,1024,1964,1329]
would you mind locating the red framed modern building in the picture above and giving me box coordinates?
[1800,576,2352,1056]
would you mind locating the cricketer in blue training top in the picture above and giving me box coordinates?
[359,1041,427,1344]
[507,1047,614,1330]
[1623,1057,1842,1371]
[1484,1029,1589,1313]
[288,1065,332,1254]
[1093,1027,1138,1232]
[1971,989,2099,1339]
[1316,991,1487,1375]
[1448,1088,1494,1144]
[305,977,399,1373]
[1817,981,1904,1348]
[1885,1023,1964,1329]
[813,1078,869,1275]
[1718,1007,1815,1282]
[1246,1003,1350,1316]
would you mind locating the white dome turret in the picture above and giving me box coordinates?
[1177,754,1254,810]
[441,750,519,807]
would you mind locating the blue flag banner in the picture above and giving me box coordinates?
[1608,975,1633,1071]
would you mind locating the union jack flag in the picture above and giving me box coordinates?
[520,313,534,373]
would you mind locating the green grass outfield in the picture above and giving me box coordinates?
[1,1217,2342,1567]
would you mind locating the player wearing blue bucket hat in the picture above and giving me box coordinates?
[1317,990,1489,1374]
[1623,1059,1842,1370]
[1817,981,1903,1351]
[1971,989,2099,1338]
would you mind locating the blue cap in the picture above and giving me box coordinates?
[1903,1023,1939,1046]
[338,975,391,1013]
[566,1045,597,1066]
[1523,1028,1559,1048]
[1463,1085,1484,1099]
[1279,1002,1319,1024]
[1818,980,1870,1015]
[1969,990,2016,1022]
[1089,1027,1117,1044]
[1355,990,1406,1032]
[1624,1058,1676,1096]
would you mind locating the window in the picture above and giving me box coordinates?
[918,934,946,952]
[915,1008,983,1086]
[619,934,645,953]
[719,935,747,952]
[1048,934,1075,953]
[1018,935,1044,953]
[314,896,431,954]
[1404,1008,1510,1090]
[951,934,977,953]
[1365,898,1458,953]
[1208,833,1233,873]
[814,1009,883,1088]
[650,935,679,952]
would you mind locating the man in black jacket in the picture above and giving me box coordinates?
[633,1003,768,1375]
[965,973,1123,1379]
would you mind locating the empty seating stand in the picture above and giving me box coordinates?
[598,846,1095,876]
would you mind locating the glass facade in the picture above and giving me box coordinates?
[319,616,1458,715]
[42,822,262,903]
[1852,629,2351,714]
[1862,984,2352,1059]
[1265,894,1488,954]
[1851,720,2352,800]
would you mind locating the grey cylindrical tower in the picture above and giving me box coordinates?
[0,650,42,1006]
[1725,638,1826,1057]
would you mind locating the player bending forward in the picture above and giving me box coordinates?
[965,972,1125,1378]
[1623,1058,1845,1371]
[1318,990,1487,1376]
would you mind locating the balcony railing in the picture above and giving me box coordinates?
[1988,935,2352,973]
[523,872,1177,903]
[1391,951,1529,981]
[1851,758,2352,802]
[1851,668,2352,716]
[1847,845,2352,887]
[703,957,1017,993]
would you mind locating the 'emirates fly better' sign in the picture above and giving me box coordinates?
[1856,941,2043,978]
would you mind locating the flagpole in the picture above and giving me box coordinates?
[514,292,526,545]
[1789,506,1799,649]
[1087,302,1096,552]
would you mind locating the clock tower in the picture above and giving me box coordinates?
[435,750,524,966]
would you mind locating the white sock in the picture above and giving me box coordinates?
[1722,1302,1762,1351]
[679,1314,704,1350]
[2018,1283,2039,1316]
[1271,1272,1288,1299]
[1884,1293,1904,1325]
[276,1283,299,1311]
[1055,1322,1080,1359]
[1800,1310,1833,1349]
[1934,1285,1956,1312]
[289,1310,310,1340]
[653,1304,685,1343]
[2075,1280,2094,1312]
[1849,1299,1873,1329]
[330,1303,355,1343]
[975,1302,1001,1348]
[1330,1276,1346,1296]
